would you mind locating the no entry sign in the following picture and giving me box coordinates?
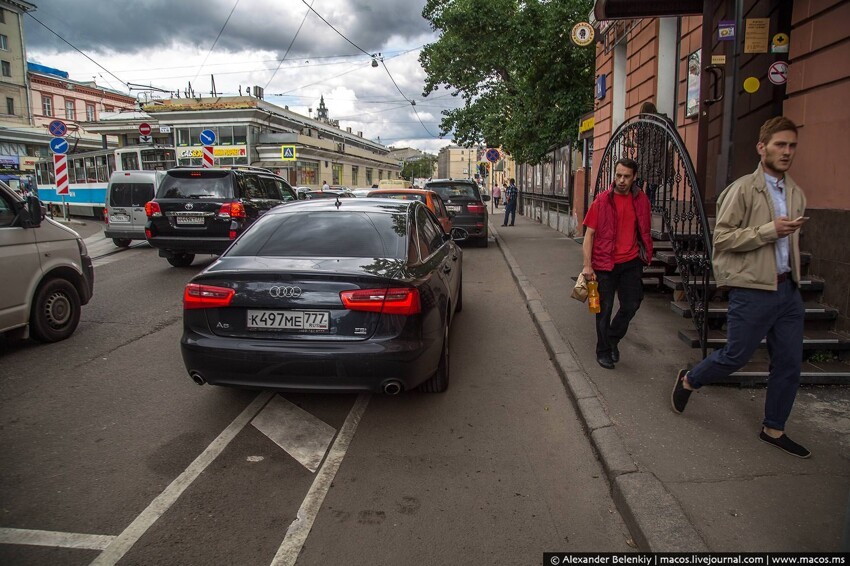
[139,122,152,136]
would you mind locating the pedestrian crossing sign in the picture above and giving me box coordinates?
[281,145,297,161]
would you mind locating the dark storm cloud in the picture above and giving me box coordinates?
[24,0,431,58]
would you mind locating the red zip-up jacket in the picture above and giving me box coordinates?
[590,186,653,271]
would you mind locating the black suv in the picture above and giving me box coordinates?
[145,167,297,266]
[424,179,490,247]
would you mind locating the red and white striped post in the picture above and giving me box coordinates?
[202,146,214,168]
[54,154,69,219]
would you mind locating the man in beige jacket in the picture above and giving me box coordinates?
[671,117,810,458]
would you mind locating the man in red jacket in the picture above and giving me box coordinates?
[581,158,653,369]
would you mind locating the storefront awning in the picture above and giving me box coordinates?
[593,0,702,20]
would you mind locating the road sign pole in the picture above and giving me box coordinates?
[62,196,68,221]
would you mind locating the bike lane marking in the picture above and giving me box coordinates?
[270,393,370,566]
[90,391,274,566]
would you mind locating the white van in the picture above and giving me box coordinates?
[104,170,161,247]
[0,182,94,342]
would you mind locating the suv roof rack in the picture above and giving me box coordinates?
[224,165,275,174]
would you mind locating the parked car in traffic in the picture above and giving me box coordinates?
[103,170,162,248]
[0,181,94,342]
[299,189,355,200]
[351,188,373,198]
[180,198,466,394]
[424,179,490,247]
[377,179,413,189]
[144,167,297,267]
[367,188,453,234]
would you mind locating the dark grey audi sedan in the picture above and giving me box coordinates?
[180,198,465,394]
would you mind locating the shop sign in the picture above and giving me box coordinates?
[178,145,247,158]
[579,116,595,134]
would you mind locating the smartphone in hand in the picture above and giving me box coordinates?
[794,216,810,223]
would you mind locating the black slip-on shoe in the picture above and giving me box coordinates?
[610,342,620,363]
[596,354,615,370]
[671,369,692,414]
[759,431,811,459]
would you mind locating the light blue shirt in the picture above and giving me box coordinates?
[764,173,790,275]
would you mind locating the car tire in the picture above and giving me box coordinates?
[30,278,81,343]
[113,238,131,248]
[419,322,449,393]
[455,275,463,313]
[167,254,195,267]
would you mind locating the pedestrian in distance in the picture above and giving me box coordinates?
[581,158,653,370]
[322,180,330,191]
[492,182,502,208]
[671,116,811,458]
[502,178,518,226]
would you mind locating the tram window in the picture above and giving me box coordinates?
[121,152,139,171]
[107,154,116,176]
[96,155,108,182]
[140,149,176,170]
[219,126,233,146]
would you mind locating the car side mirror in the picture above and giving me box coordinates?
[23,195,43,228]
[450,227,468,242]
[481,194,491,202]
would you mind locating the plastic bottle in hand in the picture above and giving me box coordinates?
[587,280,601,313]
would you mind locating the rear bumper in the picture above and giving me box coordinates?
[146,236,233,256]
[104,227,143,240]
[180,330,439,393]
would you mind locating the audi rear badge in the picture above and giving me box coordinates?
[269,286,302,298]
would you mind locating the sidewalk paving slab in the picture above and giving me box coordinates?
[489,213,850,552]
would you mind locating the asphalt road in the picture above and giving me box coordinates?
[0,226,632,565]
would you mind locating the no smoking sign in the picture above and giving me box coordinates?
[768,61,788,85]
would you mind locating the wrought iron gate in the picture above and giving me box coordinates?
[593,114,713,357]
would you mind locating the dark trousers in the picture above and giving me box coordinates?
[494,196,500,208]
[595,258,644,356]
[688,278,804,430]
[503,202,516,225]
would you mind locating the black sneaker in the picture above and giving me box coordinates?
[671,369,692,414]
[596,354,615,370]
[610,342,620,363]
[759,431,811,459]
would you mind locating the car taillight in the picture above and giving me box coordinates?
[103,207,108,223]
[467,203,485,214]
[183,283,235,310]
[340,287,421,315]
[145,201,162,217]
[219,202,246,218]
[229,230,237,240]
[145,228,152,239]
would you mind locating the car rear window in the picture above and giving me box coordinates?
[226,211,407,258]
[157,171,233,199]
[426,183,480,200]
[371,192,425,202]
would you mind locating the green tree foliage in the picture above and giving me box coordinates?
[420,0,595,164]
[401,155,438,180]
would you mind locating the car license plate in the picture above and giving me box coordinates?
[446,205,462,212]
[175,215,204,225]
[111,213,129,222]
[247,310,330,331]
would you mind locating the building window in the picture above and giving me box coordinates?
[0,9,5,24]
[332,163,342,185]
[5,97,12,115]
[296,160,319,186]
[1,61,10,77]
[365,168,373,186]
[86,104,95,121]
[65,100,75,120]
[42,96,52,117]
[104,105,113,112]
[0,35,8,51]
[351,166,359,186]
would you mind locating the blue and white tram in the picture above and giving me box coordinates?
[35,145,177,217]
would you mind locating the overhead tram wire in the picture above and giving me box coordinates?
[299,0,442,139]
[192,0,241,84]
[25,12,128,90]
[264,0,313,89]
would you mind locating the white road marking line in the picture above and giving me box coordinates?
[270,393,370,566]
[90,391,274,566]
[252,395,337,473]
[0,528,115,550]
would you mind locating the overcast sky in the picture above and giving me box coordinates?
[23,0,458,154]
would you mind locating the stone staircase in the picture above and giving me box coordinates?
[646,223,850,385]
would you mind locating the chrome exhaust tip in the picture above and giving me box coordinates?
[382,380,403,395]
[190,371,206,386]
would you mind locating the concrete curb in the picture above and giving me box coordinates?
[490,221,709,552]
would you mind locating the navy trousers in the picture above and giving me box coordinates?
[503,203,516,226]
[595,258,644,356]
[688,278,804,430]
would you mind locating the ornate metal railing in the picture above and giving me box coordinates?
[592,115,714,357]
